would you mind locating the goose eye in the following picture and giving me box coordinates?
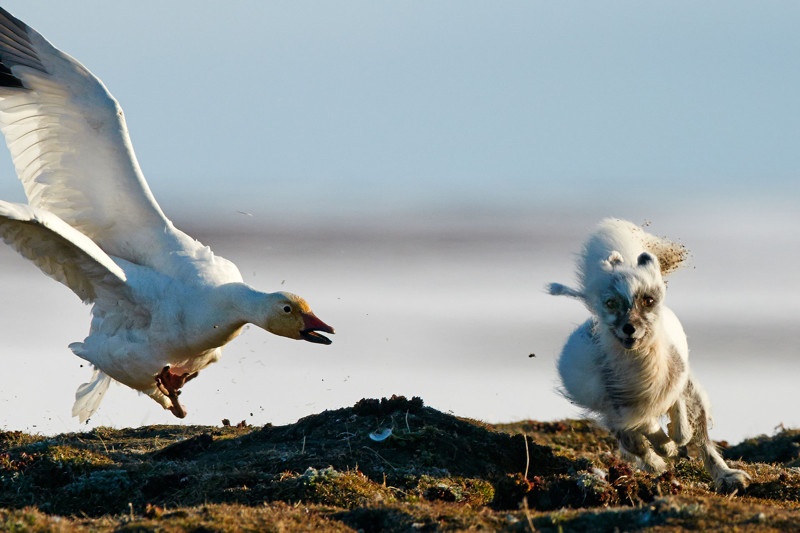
[282,305,292,314]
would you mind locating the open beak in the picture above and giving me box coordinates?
[300,312,335,345]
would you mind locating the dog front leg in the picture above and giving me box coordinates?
[640,418,678,458]
[685,378,750,493]
[615,428,668,474]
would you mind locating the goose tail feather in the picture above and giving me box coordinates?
[71,366,112,423]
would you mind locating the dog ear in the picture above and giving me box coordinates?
[600,251,624,271]
[637,252,663,275]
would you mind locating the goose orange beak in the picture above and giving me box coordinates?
[300,312,334,345]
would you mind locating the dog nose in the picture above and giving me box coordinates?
[622,323,635,335]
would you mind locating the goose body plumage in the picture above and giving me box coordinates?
[0,7,333,422]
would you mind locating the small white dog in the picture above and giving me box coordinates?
[548,218,749,493]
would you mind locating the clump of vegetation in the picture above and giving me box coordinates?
[266,466,395,508]
[0,396,798,531]
[726,426,800,465]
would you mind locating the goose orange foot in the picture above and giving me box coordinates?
[155,365,198,418]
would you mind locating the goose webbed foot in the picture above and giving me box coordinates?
[155,365,198,419]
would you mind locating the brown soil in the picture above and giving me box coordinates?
[0,395,798,531]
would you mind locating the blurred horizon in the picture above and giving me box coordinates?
[1,203,798,443]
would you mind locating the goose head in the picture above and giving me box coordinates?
[265,292,334,345]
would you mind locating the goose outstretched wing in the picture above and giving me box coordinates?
[0,7,171,264]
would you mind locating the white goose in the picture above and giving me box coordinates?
[0,8,334,422]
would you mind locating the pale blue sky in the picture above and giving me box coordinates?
[0,1,798,220]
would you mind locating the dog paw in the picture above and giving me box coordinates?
[666,417,693,447]
[641,453,669,475]
[714,468,751,494]
[667,425,693,447]
[653,440,678,458]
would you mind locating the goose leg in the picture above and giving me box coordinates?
[155,366,198,418]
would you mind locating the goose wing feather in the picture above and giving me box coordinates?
[0,200,127,303]
[0,7,171,264]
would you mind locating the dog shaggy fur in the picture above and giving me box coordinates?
[548,218,749,493]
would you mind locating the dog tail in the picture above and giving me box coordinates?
[546,282,585,300]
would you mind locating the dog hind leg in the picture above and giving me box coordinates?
[667,396,693,447]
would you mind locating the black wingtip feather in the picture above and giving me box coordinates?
[0,61,24,88]
[0,6,44,88]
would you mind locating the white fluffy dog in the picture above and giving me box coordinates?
[548,218,749,493]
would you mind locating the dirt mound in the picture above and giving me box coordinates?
[0,396,798,531]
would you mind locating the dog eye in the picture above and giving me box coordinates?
[605,299,618,311]
[642,296,655,307]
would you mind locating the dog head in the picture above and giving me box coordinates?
[589,251,666,350]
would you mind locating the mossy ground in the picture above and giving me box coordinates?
[0,396,798,532]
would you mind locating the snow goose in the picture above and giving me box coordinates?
[0,7,334,422]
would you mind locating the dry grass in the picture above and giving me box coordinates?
[0,396,798,532]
